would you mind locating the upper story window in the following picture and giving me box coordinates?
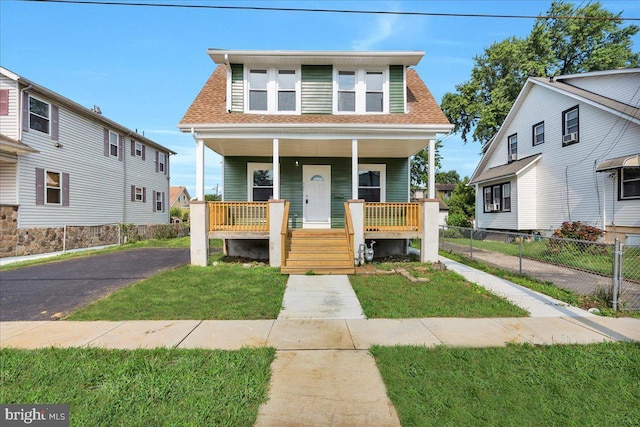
[246,68,300,114]
[135,142,143,157]
[508,133,517,162]
[29,96,50,134]
[620,168,640,200]
[334,69,388,114]
[562,106,579,146]
[109,131,119,157]
[533,122,544,146]
[158,153,166,173]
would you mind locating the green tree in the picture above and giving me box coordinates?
[446,177,476,228]
[435,170,461,184]
[410,140,442,188]
[441,1,639,144]
[204,193,222,201]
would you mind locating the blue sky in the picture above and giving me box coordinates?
[1,0,638,197]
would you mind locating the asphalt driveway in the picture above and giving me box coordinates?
[0,248,190,321]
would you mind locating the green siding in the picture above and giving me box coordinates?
[301,65,333,114]
[389,65,405,113]
[230,63,244,112]
[224,156,409,227]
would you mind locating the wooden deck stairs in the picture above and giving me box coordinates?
[281,229,355,275]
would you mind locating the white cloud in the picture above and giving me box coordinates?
[352,13,398,50]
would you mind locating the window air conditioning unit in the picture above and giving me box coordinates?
[493,203,501,211]
[563,132,578,144]
[510,153,517,161]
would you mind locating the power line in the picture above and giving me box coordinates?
[15,0,640,21]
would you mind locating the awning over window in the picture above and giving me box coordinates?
[596,154,640,172]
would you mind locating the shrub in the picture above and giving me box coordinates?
[446,213,473,228]
[443,228,464,239]
[552,221,603,241]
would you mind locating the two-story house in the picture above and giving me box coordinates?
[470,68,639,244]
[0,67,176,257]
[179,50,453,272]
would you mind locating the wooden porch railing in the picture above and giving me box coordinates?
[344,202,355,259]
[364,203,422,232]
[280,201,290,265]
[208,202,269,232]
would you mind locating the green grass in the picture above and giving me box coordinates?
[67,263,287,320]
[349,263,528,318]
[0,237,216,272]
[0,347,275,427]
[443,236,640,281]
[441,250,640,318]
[372,342,640,427]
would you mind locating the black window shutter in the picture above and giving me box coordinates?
[22,92,29,132]
[131,140,135,157]
[152,191,156,212]
[162,192,166,212]
[142,187,146,203]
[155,151,159,172]
[131,185,135,202]
[142,145,146,160]
[103,128,109,157]
[35,168,44,205]
[62,172,69,206]
[118,135,123,161]
[165,154,169,176]
[51,105,59,141]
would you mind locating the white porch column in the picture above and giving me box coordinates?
[268,199,285,267]
[196,138,205,201]
[273,138,280,200]
[190,201,209,266]
[352,138,358,200]
[428,139,436,199]
[420,198,440,263]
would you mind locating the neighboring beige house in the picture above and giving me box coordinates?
[412,184,452,226]
[0,67,176,257]
[179,49,453,272]
[170,186,191,209]
[470,68,639,244]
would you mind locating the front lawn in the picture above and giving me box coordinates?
[372,342,640,427]
[350,263,528,318]
[67,263,287,320]
[0,347,274,427]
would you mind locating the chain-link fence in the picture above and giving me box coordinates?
[440,226,640,312]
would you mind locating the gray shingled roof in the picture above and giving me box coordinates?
[469,154,541,184]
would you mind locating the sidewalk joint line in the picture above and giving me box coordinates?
[173,320,203,348]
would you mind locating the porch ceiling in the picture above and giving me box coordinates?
[203,138,430,158]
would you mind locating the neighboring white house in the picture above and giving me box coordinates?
[0,67,176,257]
[469,68,640,244]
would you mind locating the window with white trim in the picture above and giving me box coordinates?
[135,186,143,201]
[620,168,640,200]
[358,164,386,202]
[158,153,166,173]
[334,69,388,114]
[246,68,300,114]
[508,133,517,161]
[248,163,273,201]
[46,171,61,205]
[29,96,50,134]
[155,191,163,212]
[109,131,119,157]
[483,182,511,213]
[135,142,143,157]
[533,121,544,145]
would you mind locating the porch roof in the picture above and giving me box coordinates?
[469,154,541,185]
[0,133,39,155]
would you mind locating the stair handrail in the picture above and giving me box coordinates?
[280,201,290,267]
[344,202,355,263]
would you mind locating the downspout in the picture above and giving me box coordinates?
[18,83,33,142]
[17,83,33,225]
[224,53,232,113]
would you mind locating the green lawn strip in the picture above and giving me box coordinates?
[440,250,640,318]
[67,263,286,320]
[350,264,527,318]
[443,236,640,280]
[0,237,216,272]
[0,347,274,427]
[372,342,640,427]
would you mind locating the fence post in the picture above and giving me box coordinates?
[469,228,474,260]
[519,234,523,275]
[612,238,620,311]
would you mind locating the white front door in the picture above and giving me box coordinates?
[303,165,331,228]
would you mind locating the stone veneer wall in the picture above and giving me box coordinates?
[0,205,188,258]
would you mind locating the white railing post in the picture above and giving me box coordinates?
[269,199,285,267]
[420,199,439,263]
[190,201,210,266]
[348,200,365,261]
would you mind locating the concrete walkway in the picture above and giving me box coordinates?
[2,263,640,426]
